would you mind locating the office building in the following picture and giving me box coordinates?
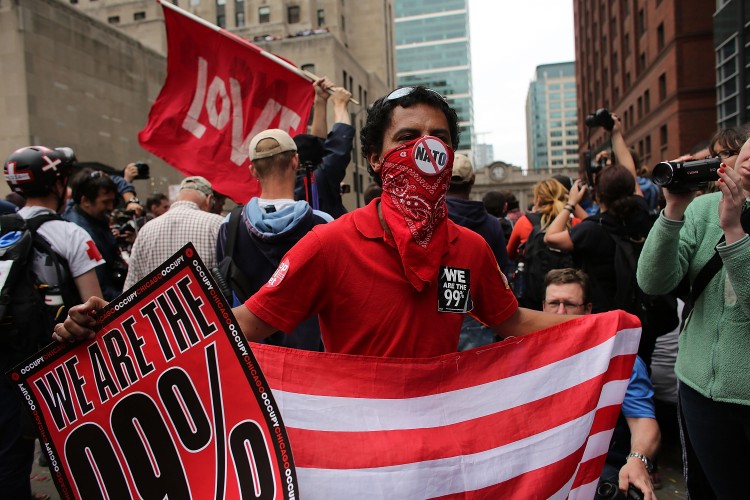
[713,0,750,129]
[574,0,716,166]
[526,62,579,172]
[394,0,474,156]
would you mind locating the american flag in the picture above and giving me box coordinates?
[253,310,640,499]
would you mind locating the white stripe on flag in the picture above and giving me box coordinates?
[296,409,600,499]
[273,330,638,432]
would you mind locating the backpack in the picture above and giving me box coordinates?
[214,206,255,306]
[598,216,678,368]
[0,213,80,369]
[517,212,574,310]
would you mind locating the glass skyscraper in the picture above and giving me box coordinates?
[526,62,579,171]
[394,0,474,155]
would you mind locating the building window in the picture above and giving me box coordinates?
[637,96,643,118]
[134,11,146,20]
[108,15,120,24]
[645,135,652,155]
[657,23,665,51]
[70,0,78,3]
[639,52,646,72]
[258,6,270,23]
[235,0,245,27]
[644,90,651,112]
[658,73,667,100]
[288,5,300,24]
[638,9,645,35]
[660,124,668,146]
[624,33,630,56]
[625,71,631,88]
[301,63,315,74]
[341,14,346,31]
[317,8,325,27]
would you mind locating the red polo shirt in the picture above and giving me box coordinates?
[245,201,517,358]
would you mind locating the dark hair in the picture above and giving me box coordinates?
[708,125,750,156]
[360,86,460,182]
[501,190,519,211]
[146,192,168,210]
[70,168,117,205]
[363,182,382,205]
[595,165,639,220]
[482,191,506,217]
[544,268,591,304]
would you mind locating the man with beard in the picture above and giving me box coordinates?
[57,87,575,357]
[64,168,126,300]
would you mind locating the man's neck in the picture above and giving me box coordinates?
[25,196,59,212]
[260,176,295,200]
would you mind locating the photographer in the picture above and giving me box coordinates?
[636,135,750,498]
[293,77,354,219]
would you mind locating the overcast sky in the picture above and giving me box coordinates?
[469,1,576,169]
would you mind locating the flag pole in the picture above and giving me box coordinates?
[157,0,360,105]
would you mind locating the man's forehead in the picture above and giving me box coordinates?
[545,283,584,298]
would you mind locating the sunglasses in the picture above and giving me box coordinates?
[384,86,447,102]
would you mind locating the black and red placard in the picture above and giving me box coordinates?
[8,244,298,499]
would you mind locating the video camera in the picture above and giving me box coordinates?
[652,157,720,193]
[595,480,644,500]
[133,161,150,180]
[585,108,615,131]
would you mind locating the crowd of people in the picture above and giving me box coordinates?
[1,80,748,499]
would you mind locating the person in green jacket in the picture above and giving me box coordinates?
[636,132,750,498]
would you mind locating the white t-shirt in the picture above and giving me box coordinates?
[17,206,104,286]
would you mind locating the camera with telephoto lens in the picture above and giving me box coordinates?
[134,161,150,180]
[652,157,721,193]
[583,151,606,188]
[585,108,615,131]
[595,480,644,500]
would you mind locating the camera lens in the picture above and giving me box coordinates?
[652,162,675,186]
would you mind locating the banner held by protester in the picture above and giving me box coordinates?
[7,244,297,500]
[138,1,314,204]
[254,311,641,499]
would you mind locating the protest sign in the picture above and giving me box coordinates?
[138,1,314,203]
[8,244,297,499]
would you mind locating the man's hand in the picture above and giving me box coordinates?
[53,296,109,343]
[662,188,696,221]
[618,457,656,499]
[123,163,139,183]
[332,87,352,124]
[313,77,334,102]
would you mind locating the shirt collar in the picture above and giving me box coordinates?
[352,197,459,244]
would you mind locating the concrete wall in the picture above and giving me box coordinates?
[0,0,180,198]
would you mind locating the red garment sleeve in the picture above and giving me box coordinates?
[506,215,533,261]
[471,239,518,327]
[244,231,328,334]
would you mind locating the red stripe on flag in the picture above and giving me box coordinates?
[254,311,640,399]
[284,360,631,469]
[432,444,586,499]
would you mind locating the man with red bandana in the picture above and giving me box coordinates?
[57,87,575,356]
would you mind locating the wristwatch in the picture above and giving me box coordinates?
[626,451,653,472]
[127,197,141,205]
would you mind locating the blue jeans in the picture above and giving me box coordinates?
[0,379,34,499]
[457,316,496,351]
[679,383,750,498]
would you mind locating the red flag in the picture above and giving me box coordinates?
[254,311,640,499]
[138,2,314,203]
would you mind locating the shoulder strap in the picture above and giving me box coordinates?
[690,235,726,304]
[525,212,542,229]
[225,205,244,258]
[25,212,64,232]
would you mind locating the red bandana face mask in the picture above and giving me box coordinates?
[379,136,454,291]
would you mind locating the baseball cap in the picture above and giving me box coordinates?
[179,176,213,196]
[249,129,297,161]
[451,153,474,184]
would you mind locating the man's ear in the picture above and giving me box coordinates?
[584,303,593,315]
[367,149,383,174]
